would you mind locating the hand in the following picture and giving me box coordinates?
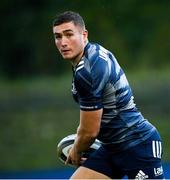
[65,146,82,166]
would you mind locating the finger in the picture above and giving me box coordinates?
[81,157,87,161]
[65,156,72,165]
[80,157,87,165]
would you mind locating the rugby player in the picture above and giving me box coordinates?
[52,11,164,179]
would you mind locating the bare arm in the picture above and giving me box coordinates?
[75,109,102,152]
[66,108,103,166]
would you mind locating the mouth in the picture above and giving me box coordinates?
[61,49,71,54]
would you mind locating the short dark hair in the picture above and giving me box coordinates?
[53,11,85,29]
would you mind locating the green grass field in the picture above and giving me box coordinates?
[0,71,170,171]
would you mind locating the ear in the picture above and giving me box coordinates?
[83,30,88,42]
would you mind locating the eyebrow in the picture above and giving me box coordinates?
[54,29,74,35]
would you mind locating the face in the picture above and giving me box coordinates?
[53,22,88,65]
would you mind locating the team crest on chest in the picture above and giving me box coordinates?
[72,81,77,95]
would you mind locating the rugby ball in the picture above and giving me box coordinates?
[57,134,101,165]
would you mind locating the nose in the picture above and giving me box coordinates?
[60,36,68,47]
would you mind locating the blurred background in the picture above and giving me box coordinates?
[0,0,170,178]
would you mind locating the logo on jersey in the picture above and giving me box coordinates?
[154,166,163,176]
[152,140,162,159]
[72,81,77,95]
[135,170,148,180]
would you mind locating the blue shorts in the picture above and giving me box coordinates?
[82,130,164,179]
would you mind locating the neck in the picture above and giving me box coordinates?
[71,40,88,67]
[71,51,84,67]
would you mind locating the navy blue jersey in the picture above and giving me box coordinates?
[72,42,156,152]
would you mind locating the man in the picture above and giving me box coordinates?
[53,11,164,179]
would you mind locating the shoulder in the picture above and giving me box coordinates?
[83,43,111,73]
[86,43,122,79]
[75,42,121,82]
[84,42,109,63]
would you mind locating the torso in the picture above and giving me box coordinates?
[72,42,155,152]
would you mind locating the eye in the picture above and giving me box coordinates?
[54,34,62,40]
[66,33,73,38]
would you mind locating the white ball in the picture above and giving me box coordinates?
[57,134,101,165]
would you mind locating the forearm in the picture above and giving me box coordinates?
[73,109,102,154]
[74,126,96,154]
[66,109,102,166]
